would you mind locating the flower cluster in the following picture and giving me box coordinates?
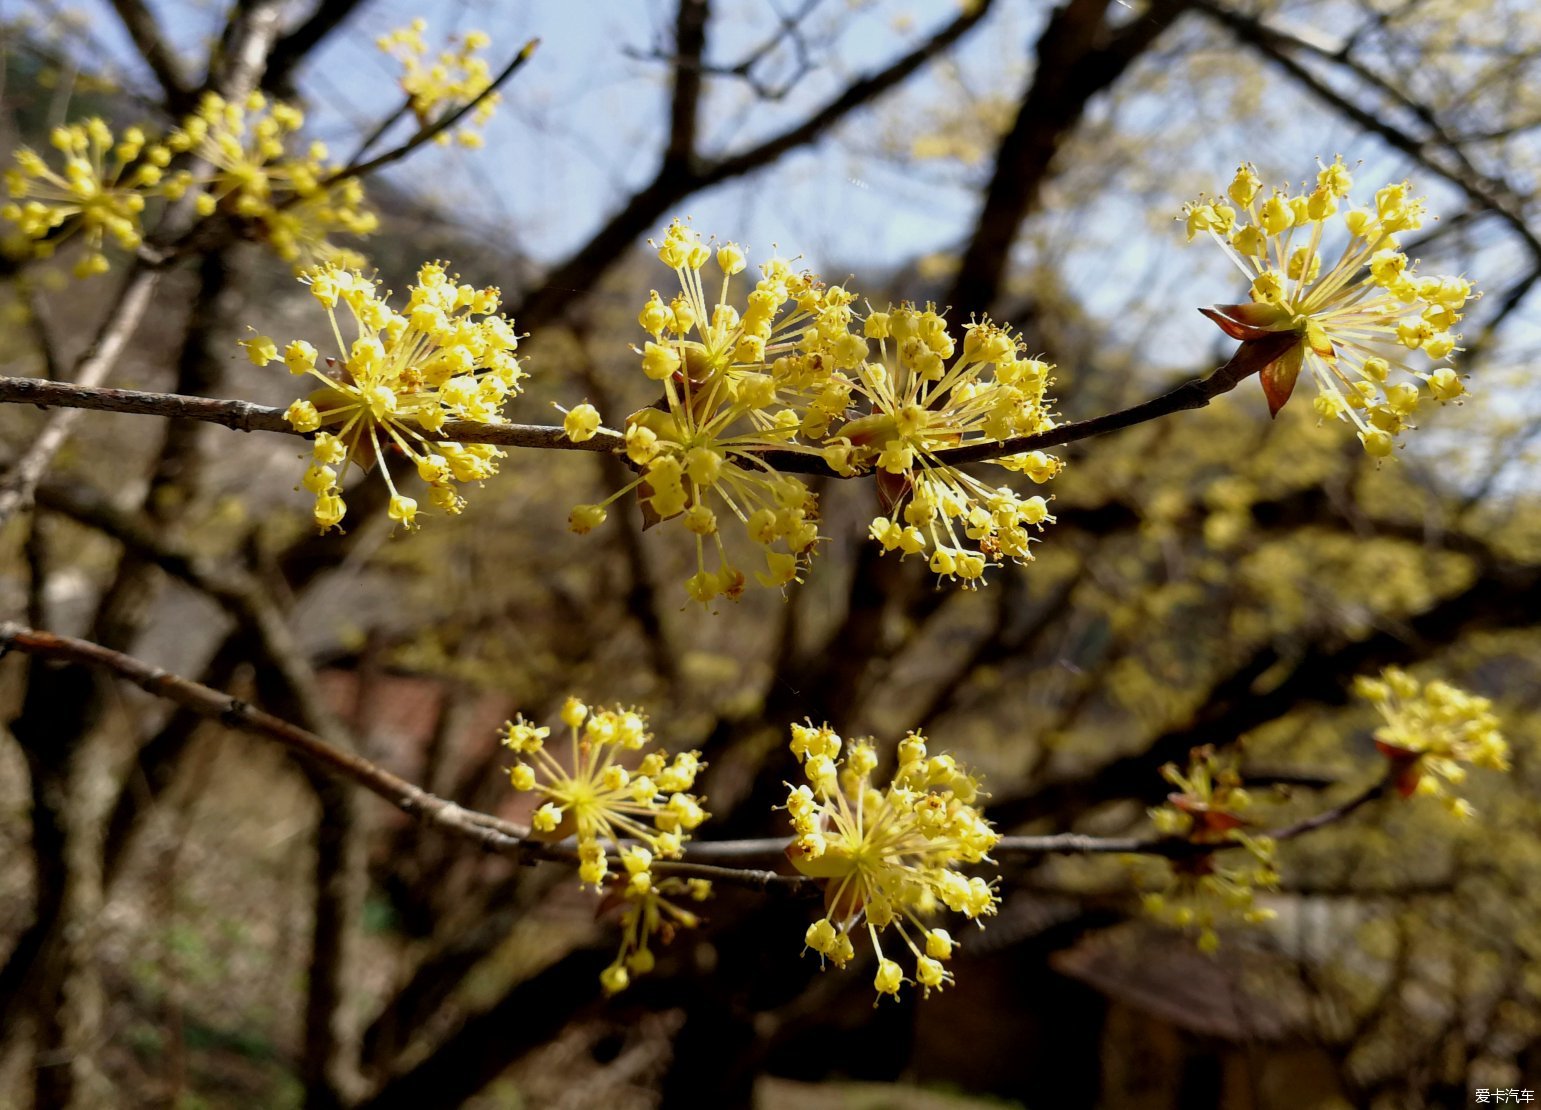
[1,119,167,276]
[600,875,712,995]
[502,698,708,892]
[1141,746,1278,952]
[244,262,522,531]
[1184,159,1475,457]
[783,723,998,1001]
[378,20,501,148]
[838,304,1060,586]
[569,221,858,604]
[1355,667,1508,817]
[163,92,378,270]
[567,221,1065,603]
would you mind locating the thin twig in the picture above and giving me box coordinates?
[0,376,621,453]
[0,623,810,891]
[0,269,162,527]
[0,332,1293,477]
[343,98,414,167]
[322,39,540,187]
[0,621,1408,881]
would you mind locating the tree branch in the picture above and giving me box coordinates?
[510,0,996,331]
[0,623,808,891]
[1192,0,1541,263]
[0,269,162,528]
[0,375,622,452]
[108,0,192,108]
[261,0,367,97]
[0,331,1295,478]
[322,40,540,187]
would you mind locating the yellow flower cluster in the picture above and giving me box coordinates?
[164,92,378,269]
[568,221,1064,603]
[839,305,1060,585]
[784,723,998,1001]
[1,119,167,276]
[502,697,708,892]
[244,262,521,532]
[378,20,500,148]
[600,875,712,995]
[1184,159,1475,457]
[1355,666,1508,817]
[1141,746,1278,953]
[569,221,856,604]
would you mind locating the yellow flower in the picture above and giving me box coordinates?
[1139,747,1277,951]
[1185,158,1475,456]
[573,221,855,604]
[162,92,376,270]
[262,176,379,270]
[261,261,522,531]
[502,698,708,890]
[378,20,501,147]
[601,874,712,993]
[560,401,603,443]
[784,724,998,1001]
[2,118,166,277]
[1355,666,1507,815]
[835,305,1060,586]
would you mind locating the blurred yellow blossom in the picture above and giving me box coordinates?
[2,118,167,277]
[1355,666,1508,816]
[1140,746,1278,952]
[163,92,377,269]
[378,19,501,147]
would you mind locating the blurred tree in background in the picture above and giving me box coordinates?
[0,1,1538,1108]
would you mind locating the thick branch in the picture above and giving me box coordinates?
[511,0,995,331]
[262,0,367,97]
[109,0,192,107]
[947,0,1184,318]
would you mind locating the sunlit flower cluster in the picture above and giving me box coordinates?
[1355,666,1508,817]
[164,92,377,269]
[566,221,1067,603]
[1,119,167,276]
[1185,158,1475,457]
[783,723,998,1001]
[244,261,521,532]
[837,304,1061,585]
[502,697,706,894]
[378,20,501,148]
[600,874,712,995]
[568,221,861,604]
[1140,745,1278,953]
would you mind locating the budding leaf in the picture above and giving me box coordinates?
[1199,301,1293,341]
[1258,341,1304,418]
